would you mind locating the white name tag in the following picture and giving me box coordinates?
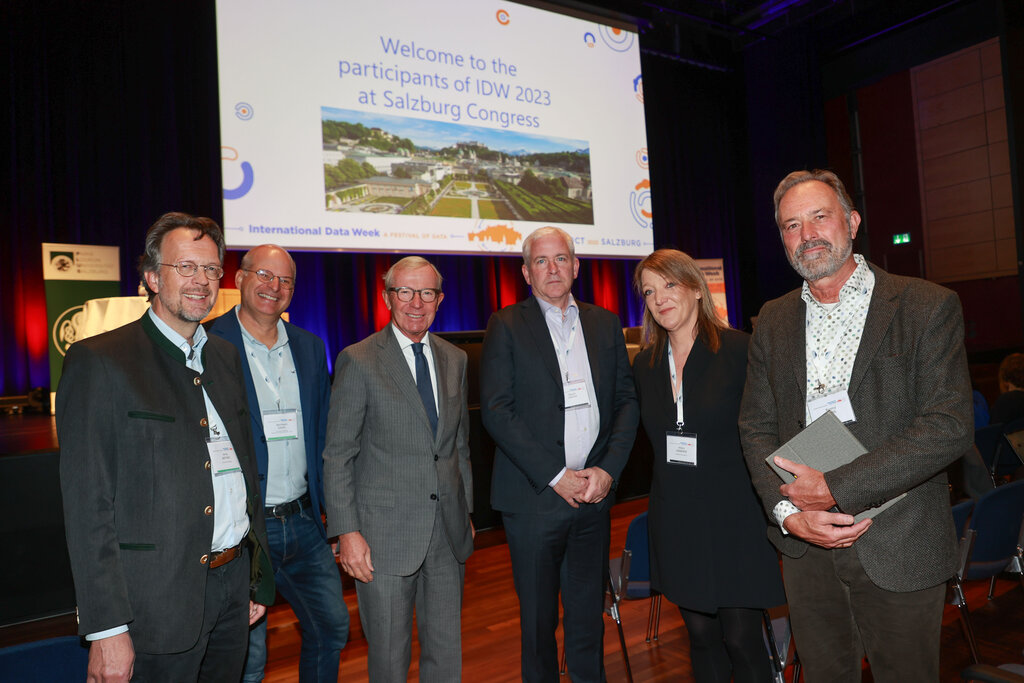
[262,409,299,441]
[207,438,241,475]
[563,379,591,410]
[666,431,697,466]
[807,390,856,423]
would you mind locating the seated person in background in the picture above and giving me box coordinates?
[991,352,1024,425]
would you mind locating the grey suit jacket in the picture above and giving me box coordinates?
[57,314,273,654]
[480,297,639,513]
[739,264,973,591]
[322,326,473,575]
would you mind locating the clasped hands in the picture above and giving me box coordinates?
[774,456,872,550]
[552,467,612,509]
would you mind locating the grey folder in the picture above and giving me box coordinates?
[765,410,906,522]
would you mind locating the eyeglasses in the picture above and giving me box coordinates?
[387,287,440,303]
[240,268,295,289]
[160,262,225,280]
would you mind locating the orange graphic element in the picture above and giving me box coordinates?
[496,9,510,25]
[469,223,521,245]
[221,146,239,161]
[612,28,622,35]
[707,282,726,294]
[634,179,650,190]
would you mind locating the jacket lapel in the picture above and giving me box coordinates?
[378,327,435,437]
[580,303,604,400]
[522,298,563,390]
[847,265,898,399]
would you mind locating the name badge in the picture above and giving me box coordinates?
[665,431,697,466]
[207,438,241,475]
[563,379,591,410]
[262,409,299,441]
[807,390,856,423]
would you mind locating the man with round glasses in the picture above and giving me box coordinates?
[208,244,349,682]
[58,212,274,681]
[323,255,474,682]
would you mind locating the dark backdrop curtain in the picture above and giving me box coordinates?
[2,1,747,393]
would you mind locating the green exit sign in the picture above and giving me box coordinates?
[893,233,911,245]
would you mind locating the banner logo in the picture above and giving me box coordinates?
[52,305,86,357]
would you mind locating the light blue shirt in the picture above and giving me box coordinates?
[236,308,308,505]
[537,295,600,486]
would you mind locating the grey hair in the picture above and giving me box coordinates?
[138,212,225,299]
[383,256,443,290]
[522,226,575,264]
[773,169,856,228]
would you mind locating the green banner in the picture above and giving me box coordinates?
[42,243,121,412]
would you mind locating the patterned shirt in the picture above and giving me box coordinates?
[773,254,875,529]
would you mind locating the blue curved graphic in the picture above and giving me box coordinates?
[235,102,254,120]
[224,161,254,200]
[583,31,596,47]
[629,187,652,229]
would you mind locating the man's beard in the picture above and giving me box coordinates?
[788,230,853,282]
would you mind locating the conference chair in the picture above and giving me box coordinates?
[993,417,1024,481]
[0,635,88,682]
[762,609,800,683]
[622,511,662,643]
[975,424,1005,488]
[949,479,1024,664]
[952,499,975,541]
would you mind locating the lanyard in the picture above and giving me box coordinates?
[667,343,684,429]
[247,345,284,408]
[553,316,580,382]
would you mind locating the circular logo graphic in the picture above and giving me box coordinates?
[50,254,73,272]
[633,74,644,103]
[496,9,510,25]
[600,25,635,52]
[235,102,254,121]
[583,31,596,47]
[636,148,649,169]
[52,305,86,357]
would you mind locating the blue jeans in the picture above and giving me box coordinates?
[242,506,349,683]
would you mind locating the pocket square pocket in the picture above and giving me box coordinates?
[127,410,175,422]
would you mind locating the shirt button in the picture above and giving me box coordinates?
[193,377,202,386]
[200,554,209,565]
[430,494,438,500]
[434,454,439,461]
[200,418,209,427]
[205,460,212,471]
[204,505,213,516]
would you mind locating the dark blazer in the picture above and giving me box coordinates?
[206,311,332,539]
[480,297,639,513]
[633,330,783,613]
[322,326,474,575]
[57,314,273,654]
[739,264,973,592]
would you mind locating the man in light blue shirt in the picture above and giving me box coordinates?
[208,244,348,682]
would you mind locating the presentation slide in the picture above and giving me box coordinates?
[216,0,651,256]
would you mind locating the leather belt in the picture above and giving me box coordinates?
[209,542,243,569]
[266,492,311,519]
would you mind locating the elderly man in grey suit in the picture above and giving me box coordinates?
[323,255,474,682]
[58,213,274,682]
[739,170,973,681]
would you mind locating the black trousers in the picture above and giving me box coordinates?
[503,501,611,683]
[131,548,251,682]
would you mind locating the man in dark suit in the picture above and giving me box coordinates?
[739,170,973,681]
[323,256,474,682]
[207,244,348,683]
[58,213,274,682]
[480,227,639,683]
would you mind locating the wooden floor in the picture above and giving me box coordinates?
[2,496,1021,681]
[259,497,1024,682]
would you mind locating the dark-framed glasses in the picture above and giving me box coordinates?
[241,268,295,289]
[160,261,224,280]
[388,287,440,303]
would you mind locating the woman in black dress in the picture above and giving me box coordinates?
[633,249,784,683]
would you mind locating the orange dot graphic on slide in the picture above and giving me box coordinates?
[613,28,622,35]
[496,9,510,25]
